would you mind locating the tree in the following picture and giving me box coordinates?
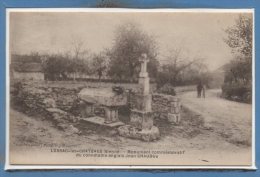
[223,56,251,84]
[223,14,252,84]
[225,15,252,59]
[157,48,205,87]
[43,53,91,81]
[70,39,89,81]
[43,54,72,80]
[222,14,253,103]
[108,22,159,81]
[91,52,109,80]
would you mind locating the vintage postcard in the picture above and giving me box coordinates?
[6,8,255,169]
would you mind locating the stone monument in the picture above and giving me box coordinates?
[118,54,160,141]
[78,87,126,127]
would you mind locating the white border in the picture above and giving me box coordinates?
[5,8,256,170]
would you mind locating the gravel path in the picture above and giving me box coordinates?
[179,89,252,146]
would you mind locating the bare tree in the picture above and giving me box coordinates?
[71,39,89,81]
[158,48,204,86]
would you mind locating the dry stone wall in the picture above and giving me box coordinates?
[11,81,182,134]
[11,82,81,134]
[152,93,181,124]
[128,91,182,124]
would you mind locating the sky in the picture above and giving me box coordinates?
[9,11,250,71]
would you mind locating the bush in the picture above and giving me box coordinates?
[157,83,176,96]
[222,83,251,103]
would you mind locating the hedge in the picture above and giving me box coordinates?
[221,83,251,103]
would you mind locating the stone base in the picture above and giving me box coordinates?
[81,116,124,128]
[168,113,181,124]
[118,125,160,142]
[130,109,153,130]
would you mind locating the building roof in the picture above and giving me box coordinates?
[11,54,42,63]
[11,62,43,73]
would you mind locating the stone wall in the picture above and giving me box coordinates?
[152,93,181,124]
[11,82,81,134]
[11,81,182,133]
[41,81,157,92]
[15,84,81,112]
[127,91,181,123]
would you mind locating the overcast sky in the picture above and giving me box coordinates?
[9,11,249,70]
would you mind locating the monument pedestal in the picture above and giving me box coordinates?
[104,106,119,124]
[118,94,160,141]
[118,53,160,141]
[130,109,153,130]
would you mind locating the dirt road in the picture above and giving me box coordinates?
[179,89,252,146]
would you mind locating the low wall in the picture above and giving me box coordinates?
[11,81,182,130]
[41,80,157,93]
[128,91,182,123]
[11,82,81,134]
[152,93,181,123]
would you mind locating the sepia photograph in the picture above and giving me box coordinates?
[6,9,254,168]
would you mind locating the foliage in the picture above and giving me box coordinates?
[43,54,91,81]
[223,56,252,84]
[222,83,251,103]
[224,15,252,58]
[43,55,71,80]
[222,15,252,103]
[107,22,159,81]
[223,14,252,82]
[157,83,176,96]
[91,52,109,80]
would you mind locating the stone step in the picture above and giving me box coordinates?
[80,116,125,128]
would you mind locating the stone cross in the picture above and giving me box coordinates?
[138,53,150,96]
[139,53,149,78]
[118,54,160,141]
